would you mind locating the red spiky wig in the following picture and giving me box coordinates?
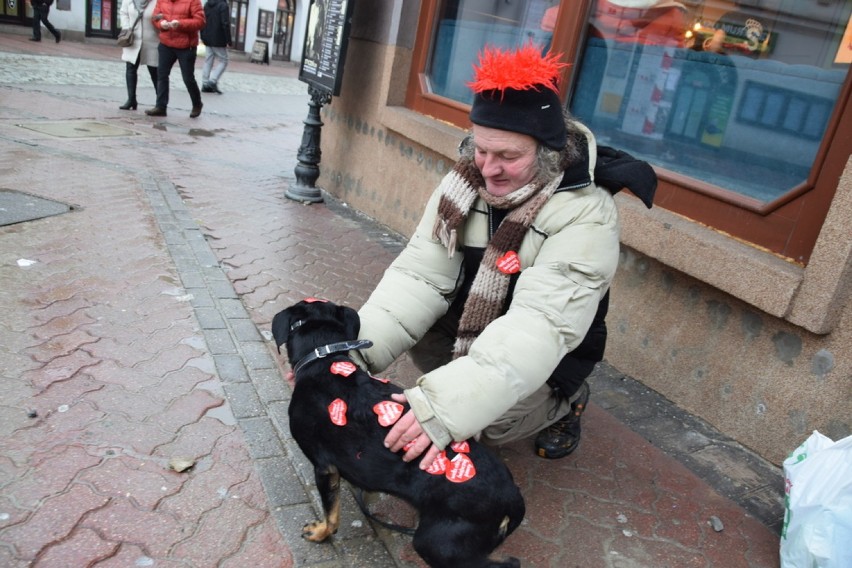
[468,44,569,150]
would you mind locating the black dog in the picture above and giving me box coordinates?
[272,299,526,568]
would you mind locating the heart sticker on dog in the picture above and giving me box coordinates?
[425,451,449,475]
[330,361,357,376]
[328,398,348,426]
[496,251,521,274]
[304,297,328,303]
[373,401,404,427]
[446,453,476,483]
[450,440,470,454]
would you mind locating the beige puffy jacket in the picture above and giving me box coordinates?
[357,124,621,447]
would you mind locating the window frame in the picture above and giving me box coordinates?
[404,0,852,265]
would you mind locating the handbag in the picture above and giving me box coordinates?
[116,26,136,47]
[116,0,148,47]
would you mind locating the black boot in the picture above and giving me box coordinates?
[535,381,590,459]
[121,64,138,110]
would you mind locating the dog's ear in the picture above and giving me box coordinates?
[271,309,292,353]
[338,305,361,340]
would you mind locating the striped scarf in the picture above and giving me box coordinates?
[432,157,563,358]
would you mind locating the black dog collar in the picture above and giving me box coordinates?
[292,339,373,376]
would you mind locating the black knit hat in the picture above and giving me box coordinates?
[468,45,569,150]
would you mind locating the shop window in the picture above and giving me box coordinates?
[425,0,559,104]
[273,0,296,61]
[406,0,852,263]
[230,0,249,51]
[572,0,849,207]
[86,0,118,36]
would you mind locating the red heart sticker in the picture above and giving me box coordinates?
[304,297,328,303]
[425,451,449,475]
[328,398,347,426]
[330,361,357,376]
[496,251,521,274]
[446,453,476,483]
[373,401,404,427]
[403,439,416,452]
[450,440,470,454]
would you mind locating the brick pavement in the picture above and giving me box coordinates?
[0,29,783,567]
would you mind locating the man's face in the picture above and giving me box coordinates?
[472,125,539,197]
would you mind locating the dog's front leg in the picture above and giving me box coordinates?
[303,464,341,542]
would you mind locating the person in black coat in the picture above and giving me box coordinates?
[30,0,61,43]
[200,0,232,94]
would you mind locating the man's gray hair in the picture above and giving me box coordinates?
[461,109,584,184]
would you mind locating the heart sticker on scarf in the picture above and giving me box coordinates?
[328,398,347,426]
[450,440,470,454]
[446,453,476,483]
[425,451,449,475]
[330,361,357,376]
[496,251,521,274]
[373,401,404,427]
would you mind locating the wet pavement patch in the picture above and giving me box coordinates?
[152,123,216,137]
[16,120,138,138]
[0,188,74,226]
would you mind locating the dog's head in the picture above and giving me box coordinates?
[271,298,361,363]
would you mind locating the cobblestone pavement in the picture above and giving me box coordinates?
[0,29,783,567]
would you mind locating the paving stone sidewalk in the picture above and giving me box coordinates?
[0,32,783,567]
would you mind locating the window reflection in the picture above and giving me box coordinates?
[427,0,560,105]
[571,0,850,204]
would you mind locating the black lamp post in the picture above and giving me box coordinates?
[286,85,332,203]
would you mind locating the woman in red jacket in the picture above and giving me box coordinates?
[145,0,206,118]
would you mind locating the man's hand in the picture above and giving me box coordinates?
[384,393,442,469]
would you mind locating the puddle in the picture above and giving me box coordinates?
[17,120,137,138]
[152,123,216,137]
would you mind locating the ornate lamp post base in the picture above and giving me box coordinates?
[286,86,333,203]
[285,182,324,203]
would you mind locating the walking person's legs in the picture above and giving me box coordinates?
[201,49,215,91]
[209,47,228,93]
[31,6,42,40]
[145,65,158,91]
[174,47,203,117]
[120,59,141,110]
[36,5,61,42]
[147,43,175,115]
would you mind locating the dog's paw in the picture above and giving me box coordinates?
[302,520,335,542]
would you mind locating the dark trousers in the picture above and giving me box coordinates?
[155,43,202,109]
[126,59,158,101]
[32,5,60,40]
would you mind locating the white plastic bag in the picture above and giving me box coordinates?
[780,431,852,568]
